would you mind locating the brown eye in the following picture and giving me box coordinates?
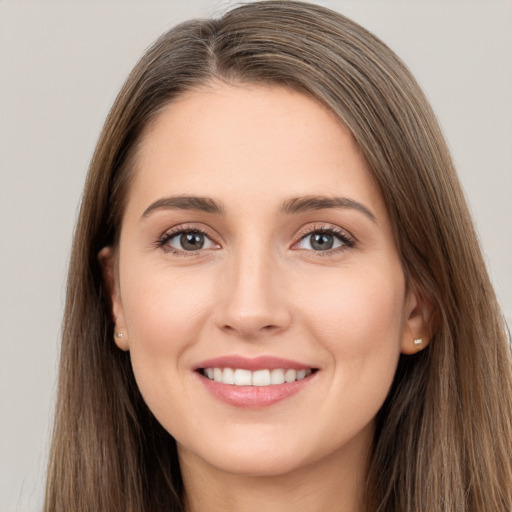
[163,230,217,253]
[180,233,205,250]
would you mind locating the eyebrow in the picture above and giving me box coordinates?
[141,194,376,223]
[141,195,225,218]
[280,195,377,223]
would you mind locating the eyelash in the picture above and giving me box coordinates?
[155,225,216,256]
[294,224,356,255]
[155,224,356,256]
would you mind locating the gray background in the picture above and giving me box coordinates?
[1,1,510,510]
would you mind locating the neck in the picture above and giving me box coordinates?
[179,428,371,512]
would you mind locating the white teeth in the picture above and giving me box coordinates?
[203,367,314,386]
[213,367,223,382]
[270,369,285,385]
[222,367,235,385]
[234,369,252,386]
[284,369,296,383]
[252,369,271,386]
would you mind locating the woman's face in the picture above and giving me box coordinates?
[104,83,427,478]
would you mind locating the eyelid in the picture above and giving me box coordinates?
[292,223,356,252]
[156,223,221,255]
[154,222,355,256]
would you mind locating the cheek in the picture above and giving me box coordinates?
[119,261,216,369]
[298,262,405,370]
[295,264,405,439]
[117,261,218,424]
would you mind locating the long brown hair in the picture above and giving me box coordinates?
[44,2,512,511]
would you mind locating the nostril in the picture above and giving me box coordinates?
[218,321,284,338]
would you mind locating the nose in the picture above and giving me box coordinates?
[214,248,292,340]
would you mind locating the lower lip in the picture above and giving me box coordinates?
[197,373,316,408]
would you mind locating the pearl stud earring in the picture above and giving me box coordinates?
[413,338,422,347]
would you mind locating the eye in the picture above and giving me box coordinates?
[159,228,218,253]
[295,227,355,252]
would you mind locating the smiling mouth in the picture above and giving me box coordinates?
[199,367,317,386]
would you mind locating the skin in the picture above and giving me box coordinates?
[101,83,430,512]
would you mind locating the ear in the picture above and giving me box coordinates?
[98,246,129,351]
[400,283,433,355]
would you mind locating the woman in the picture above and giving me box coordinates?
[44,1,512,511]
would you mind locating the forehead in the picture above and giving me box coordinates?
[126,82,385,218]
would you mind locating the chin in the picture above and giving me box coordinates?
[179,433,316,478]
[206,451,309,478]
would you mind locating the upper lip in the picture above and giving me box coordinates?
[194,355,316,371]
